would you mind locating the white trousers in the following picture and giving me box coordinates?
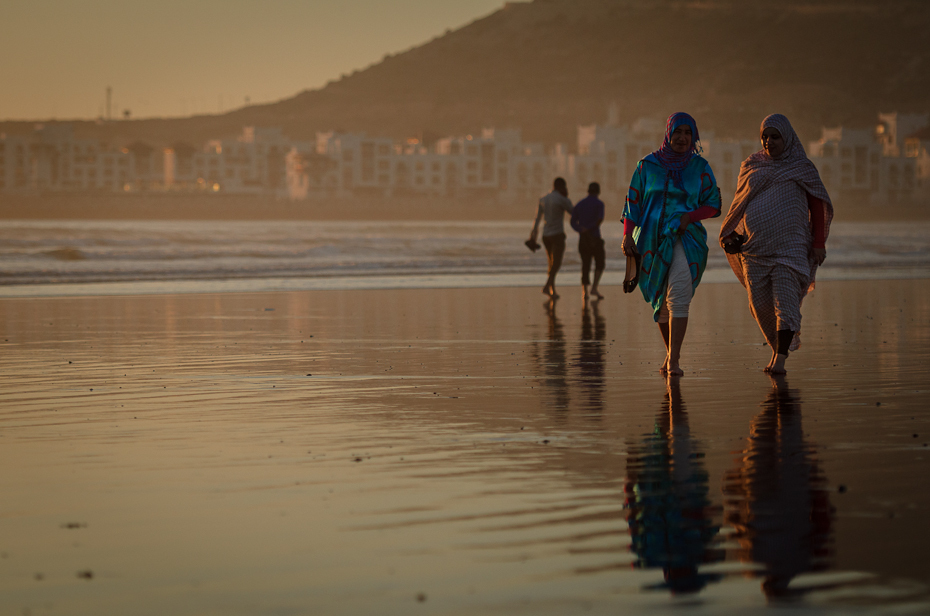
[657,240,693,324]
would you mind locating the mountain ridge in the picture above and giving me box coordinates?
[3,0,927,148]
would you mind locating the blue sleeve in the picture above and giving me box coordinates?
[623,163,645,226]
[698,161,723,217]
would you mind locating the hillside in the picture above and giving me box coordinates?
[3,0,928,147]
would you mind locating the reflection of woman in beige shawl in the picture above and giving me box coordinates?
[719,114,833,374]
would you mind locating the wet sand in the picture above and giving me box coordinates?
[1,281,929,615]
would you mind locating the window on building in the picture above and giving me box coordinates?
[841,147,852,158]
[481,161,494,183]
[466,145,478,157]
[577,163,588,185]
[855,146,868,184]
[888,165,900,187]
[466,174,477,184]
[377,144,390,156]
[378,173,389,185]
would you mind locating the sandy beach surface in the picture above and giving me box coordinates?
[2,281,929,615]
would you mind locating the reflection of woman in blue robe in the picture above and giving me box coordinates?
[723,376,834,599]
[623,378,723,594]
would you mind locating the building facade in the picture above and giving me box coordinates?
[3,112,927,206]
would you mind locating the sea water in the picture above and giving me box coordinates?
[1,219,928,296]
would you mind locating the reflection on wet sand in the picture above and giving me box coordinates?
[723,376,834,599]
[623,377,724,594]
[534,299,570,415]
[576,299,606,416]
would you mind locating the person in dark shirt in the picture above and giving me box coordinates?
[570,182,606,301]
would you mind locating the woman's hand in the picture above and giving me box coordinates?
[811,247,826,265]
[722,231,745,255]
[677,213,690,234]
[622,234,637,258]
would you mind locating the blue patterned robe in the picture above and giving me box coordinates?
[623,154,722,321]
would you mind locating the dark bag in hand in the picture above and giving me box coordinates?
[723,233,746,255]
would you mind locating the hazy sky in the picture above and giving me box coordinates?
[0,0,504,121]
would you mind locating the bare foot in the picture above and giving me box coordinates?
[660,355,669,375]
[770,353,788,375]
[763,351,777,373]
[542,285,551,296]
[666,352,683,376]
[590,288,604,300]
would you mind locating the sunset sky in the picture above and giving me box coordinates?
[0,0,504,121]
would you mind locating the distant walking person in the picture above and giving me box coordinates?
[570,182,606,301]
[529,177,574,298]
[622,112,722,376]
[719,114,832,374]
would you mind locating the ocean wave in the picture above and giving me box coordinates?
[42,247,86,261]
[1,219,928,290]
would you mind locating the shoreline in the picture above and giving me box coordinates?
[2,192,929,222]
[3,266,930,299]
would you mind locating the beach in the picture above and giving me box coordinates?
[2,281,929,615]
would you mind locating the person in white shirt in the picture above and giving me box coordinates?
[529,177,574,298]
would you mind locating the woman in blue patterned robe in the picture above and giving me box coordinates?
[622,112,722,375]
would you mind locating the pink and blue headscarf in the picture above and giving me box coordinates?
[652,112,701,192]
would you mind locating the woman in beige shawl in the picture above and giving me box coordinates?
[719,114,833,374]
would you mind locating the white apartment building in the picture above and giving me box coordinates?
[809,123,919,202]
[297,128,561,200]
[904,127,930,189]
[0,124,131,193]
[164,126,296,194]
